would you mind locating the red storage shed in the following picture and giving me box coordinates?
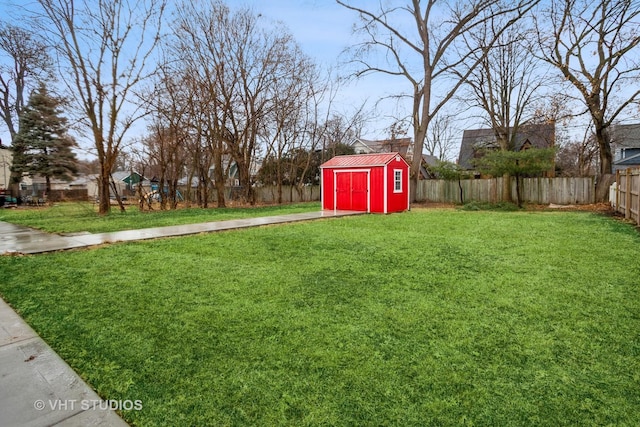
[320,152,410,213]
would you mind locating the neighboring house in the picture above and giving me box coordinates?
[111,171,146,191]
[351,137,413,158]
[610,123,640,173]
[178,154,262,188]
[0,143,11,190]
[420,154,440,179]
[457,123,556,176]
[206,155,261,188]
[215,155,241,187]
[20,171,148,199]
[26,175,91,201]
[350,138,444,179]
[58,174,99,198]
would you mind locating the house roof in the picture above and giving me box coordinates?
[320,152,408,168]
[66,174,95,186]
[111,171,132,182]
[419,154,440,179]
[351,137,412,157]
[422,154,439,167]
[613,152,640,166]
[111,170,146,183]
[611,123,640,149]
[458,123,555,169]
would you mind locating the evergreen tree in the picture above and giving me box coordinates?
[11,83,78,193]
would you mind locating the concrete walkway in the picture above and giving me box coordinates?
[0,298,129,426]
[0,209,363,426]
[0,209,362,255]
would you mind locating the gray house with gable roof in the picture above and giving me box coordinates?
[610,123,640,173]
[457,123,555,176]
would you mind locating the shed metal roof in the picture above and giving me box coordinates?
[320,152,407,168]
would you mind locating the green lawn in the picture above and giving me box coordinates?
[0,202,320,233]
[0,209,639,426]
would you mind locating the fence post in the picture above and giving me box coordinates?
[615,170,620,212]
[637,170,640,227]
[625,168,632,220]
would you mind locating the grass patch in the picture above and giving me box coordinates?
[0,209,639,426]
[461,201,521,211]
[0,202,320,233]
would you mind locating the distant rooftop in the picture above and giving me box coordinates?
[458,123,555,169]
[611,123,640,149]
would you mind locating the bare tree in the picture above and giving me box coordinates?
[143,64,192,210]
[318,109,366,162]
[144,123,188,210]
[260,57,350,203]
[172,1,318,204]
[261,56,317,204]
[534,0,640,177]
[36,0,165,214]
[168,4,230,207]
[556,138,599,177]
[462,22,550,199]
[465,24,548,150]
[180,74,220,209]
[424,112,457,161]
[0,23,51,193]
[337,0,539,201]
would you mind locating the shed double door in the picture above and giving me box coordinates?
[335,171,368,211]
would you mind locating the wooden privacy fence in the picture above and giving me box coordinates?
[179,185,321,204]
[416,177,596,205]
[253,185,320,204]
[613,168,640,226]
[47,189,89,202]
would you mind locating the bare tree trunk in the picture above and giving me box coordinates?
[502,173,511,202]
[515,174,522,208]
[185,169,194,208]
[277,162,283,204]
[212,147,226,208]
[98,167,111,215]
[109,174,126,212]
[158,176,166,210]
[594,125,613,176]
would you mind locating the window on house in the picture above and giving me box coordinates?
[394,169,402,193]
